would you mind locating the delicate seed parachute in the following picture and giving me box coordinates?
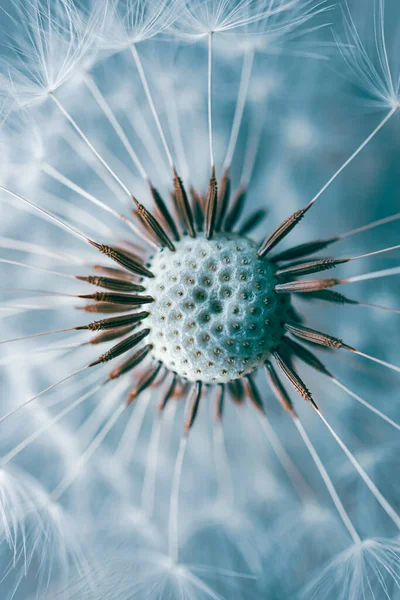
[0,0,400,599]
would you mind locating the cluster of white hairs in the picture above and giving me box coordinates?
[0,0,400,598]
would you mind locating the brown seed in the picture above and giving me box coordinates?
[216,171,231,231]
[78,292,154,306]
[271,237,339,263]
[184,381,203,431]
[89,241,154,278]
[285,322,354,351]
[275,278,339,294]
[76,311,149,332]
[133,199,175,251]
[224,187,247,232]
[239,209,267,236]
[109,344,152,380]
[76,275,145,293]
[273,349,317,408]
[89,328,150,367]
[276,258,349,278]
[282,337,332,377]
[257,206,311,258]
[264,361,295,416]
[205,166,219,240]
[127,362,162,404]
[215,384,225,420]
[173,169,196,237]
[243,376,265,413]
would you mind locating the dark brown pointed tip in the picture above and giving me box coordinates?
[131,194,139,207]
[89,239,101,250]
[343,343,356,352]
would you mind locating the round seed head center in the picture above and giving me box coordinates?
[145,234,290,384]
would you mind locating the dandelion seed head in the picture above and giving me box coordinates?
[146,233,291,383]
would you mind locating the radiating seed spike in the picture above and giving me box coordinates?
[283,337,332,377]
[298,289,359,305]
[224,186,247,232]
[243,376,265,413]
[271,238,339,263]
[89,325,138,345]
[127,363,162,404]
[92,265,136,281]
[238,209,267,236]
[89,241,154,278]
[273,350,317,408]
[184,381,203,431]
[276,258,349,278]
[285,322,354,351]
[89,328,150,367]
[205,166,218,239]
[215,385,225,420]
[159,374,178,411]
[257,206,311,258]
[79,303,135,314]
[76,311,149,332]
[275,278,340,294]
[216,171,231,231]
[190,187,204,232]
[109,344,152,380]
[133,200,176,251]
[78,292,154,306]
[227,379,245,404]
[173,170,196,237]
[150,186,180,241]
[76,276,145,293]
[264,361,296,416]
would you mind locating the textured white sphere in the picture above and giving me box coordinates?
[145,234,291,383]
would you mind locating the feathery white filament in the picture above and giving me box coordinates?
[307,106,397,207]
[293,417,361,544]
[317,411,400,530]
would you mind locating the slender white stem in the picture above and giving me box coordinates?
[350,244,400,262]
[339,212,400,240]
[84,75,149,181]
[357,302,400,314]
[344,266,400,284]
[130,44,175,170]
[1,382,104,467]
[0,340,87,366]
[141,413,163,517]
[0,185,89,243]
[62,128,129,206]
[115,392,151,467]
[223,49,255,171]
[0,237,86,265]
[163,85,190,181]
[0,328,76,346]
[332,378,400,431]
[294,417,361,544]
[0,366,88,426]
[51,401,126,502]
[307,106,397,207]
[168,435,188,563]
[50,94,132,198]
[0,288,78,297]
[207,32,215,168]
[258,412,313,501]
[77,382,121,444]
[351,349,400,374]
[213,419,234,505]
[317,411,400,530]
[240,103,265,187]
[0,258,76,280]
[42,163,128,223]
